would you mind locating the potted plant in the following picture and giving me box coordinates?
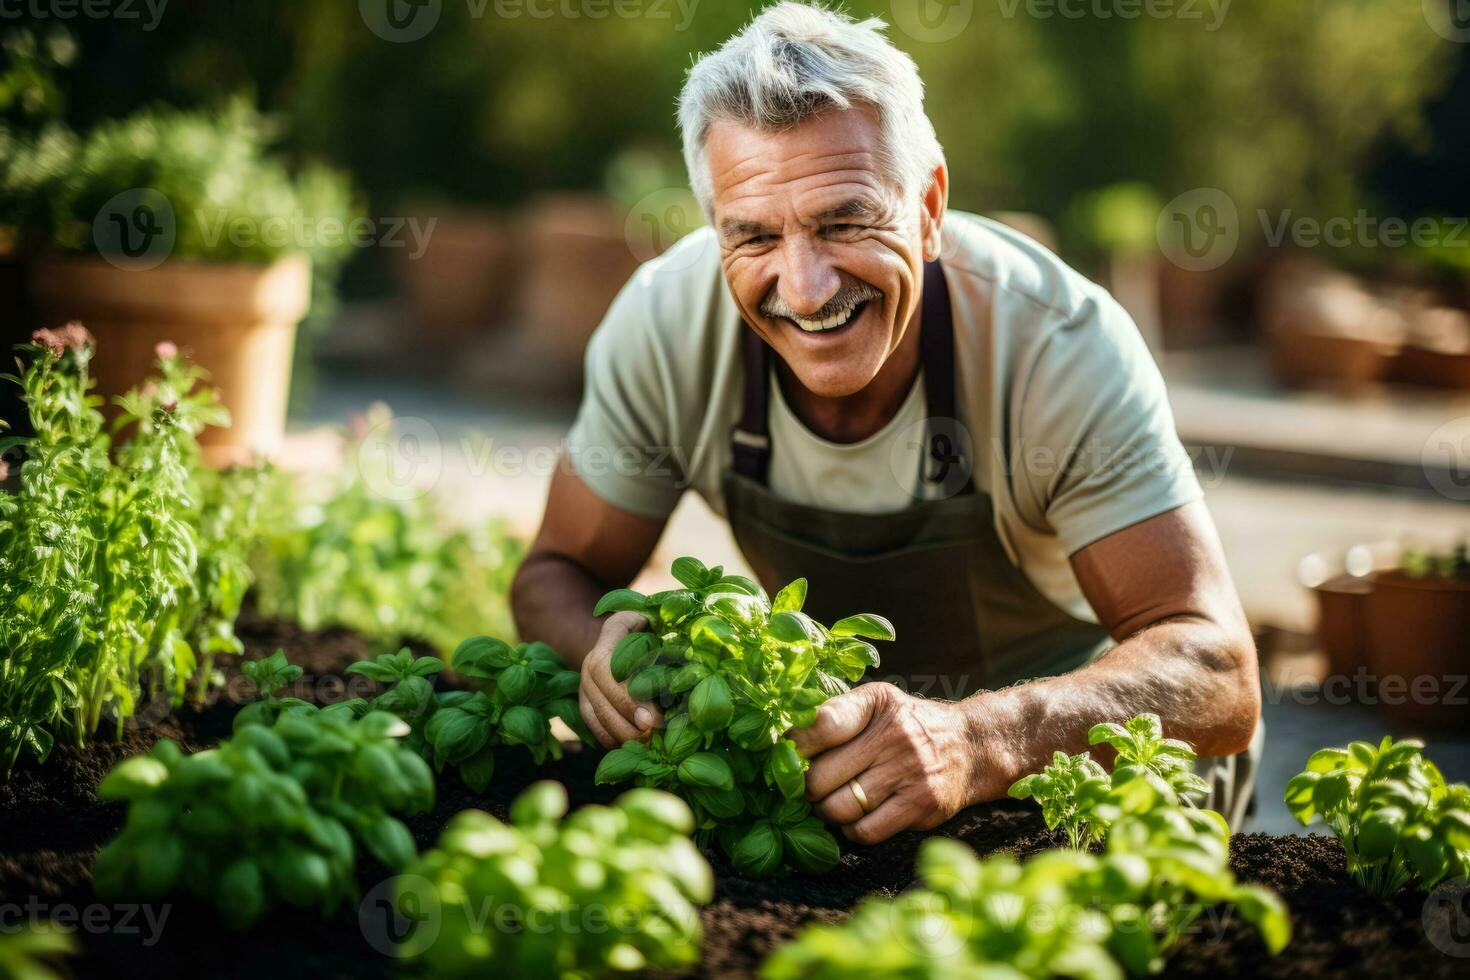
[1258,258,1405,391]
[4,100,357,465]
[1364,543,1470,730]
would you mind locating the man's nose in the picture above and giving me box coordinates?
[777,237,841,316]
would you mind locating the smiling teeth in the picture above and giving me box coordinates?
[793,303,861,333]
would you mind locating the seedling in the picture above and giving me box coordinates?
[399,781,712,977]
[593,556,894,876]
[1285,736,1470,895]
[95,706,433,930]
[1009,713,1207,850]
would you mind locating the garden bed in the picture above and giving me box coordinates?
[0,612,1458,979]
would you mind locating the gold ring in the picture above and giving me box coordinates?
[847,778,872,814]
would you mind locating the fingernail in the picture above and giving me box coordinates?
[635,708,654,730]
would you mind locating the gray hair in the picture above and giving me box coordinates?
[677,2,944,216]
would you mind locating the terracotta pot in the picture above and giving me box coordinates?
[395,210,518,343]
[1313,574,1374,679]
[1364,570,1470,729]
[1265,329,1397,390]
[1394,345,1470,389]
[29,254,311,466]
[515,194,640,380]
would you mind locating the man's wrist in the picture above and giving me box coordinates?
[956,689,1027,805]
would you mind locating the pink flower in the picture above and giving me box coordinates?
[160,400,178,413]
[31,321,95,356]
[155,341,179,360]
[0,459,9,482]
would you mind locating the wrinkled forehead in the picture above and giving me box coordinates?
[704,110,900,233]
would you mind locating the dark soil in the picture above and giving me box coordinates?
[2,614,1462,978]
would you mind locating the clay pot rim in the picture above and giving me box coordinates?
[1371,568,1470,592]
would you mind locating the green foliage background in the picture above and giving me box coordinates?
[10,1,1460,232]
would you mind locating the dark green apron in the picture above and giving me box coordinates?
[721,260,1257,826]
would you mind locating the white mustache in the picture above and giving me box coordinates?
[759,282,882,322]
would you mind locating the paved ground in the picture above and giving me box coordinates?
[295,343,1470,835]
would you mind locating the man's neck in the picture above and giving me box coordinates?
[775,302,924,444]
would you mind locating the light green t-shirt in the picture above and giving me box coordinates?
[566,212,1201,621]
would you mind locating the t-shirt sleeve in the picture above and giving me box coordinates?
[1012,289,1202,555]
[564,274,687,520]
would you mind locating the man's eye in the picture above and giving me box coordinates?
[741,234,775,247]
[824,223,862,236]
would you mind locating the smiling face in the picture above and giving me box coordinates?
[708,107,946,400]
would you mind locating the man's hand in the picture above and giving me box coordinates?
[578,611,665,748]
[789,682,997,845]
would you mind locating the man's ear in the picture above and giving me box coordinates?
[919,162,949,263]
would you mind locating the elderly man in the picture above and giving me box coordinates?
[512,2,1261,844]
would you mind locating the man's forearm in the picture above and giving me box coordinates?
[510,552,609,668]
[957,616,1260,804]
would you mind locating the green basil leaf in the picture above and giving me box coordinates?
[99,756,171,800]
[595,588,650,617]
[216,859,265,931]
[501,705,550,747]
[781,823,840,875]
[512,780,569,826]
[452,636,517,675]
[596,747,643,785]
[610,631,659,682]
[360,813,417,870]
[671,556,712,589]
[766,739,807,800]
[730,820,783,877]
[692,784,746,820]
[689,674,734,733]
[729,707,774,751]
[668,663,711,694]
[627,665,670,703]
[828,613,896,642]
[659,590,700,626]
[544,670,581,699]
[662,714,703,761]
[766,611,812,644]
[678,751,735,791]
[497,663,536,703]
[772,578,808,614]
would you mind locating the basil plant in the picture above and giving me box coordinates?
[94,706,433,930]
[398,781,712,978]
[1285,735,1470,896]
[330,637,590,793]
[593,556,895,877]
[1009,712,1209,850]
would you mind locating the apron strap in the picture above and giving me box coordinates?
[732,260,967,488]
